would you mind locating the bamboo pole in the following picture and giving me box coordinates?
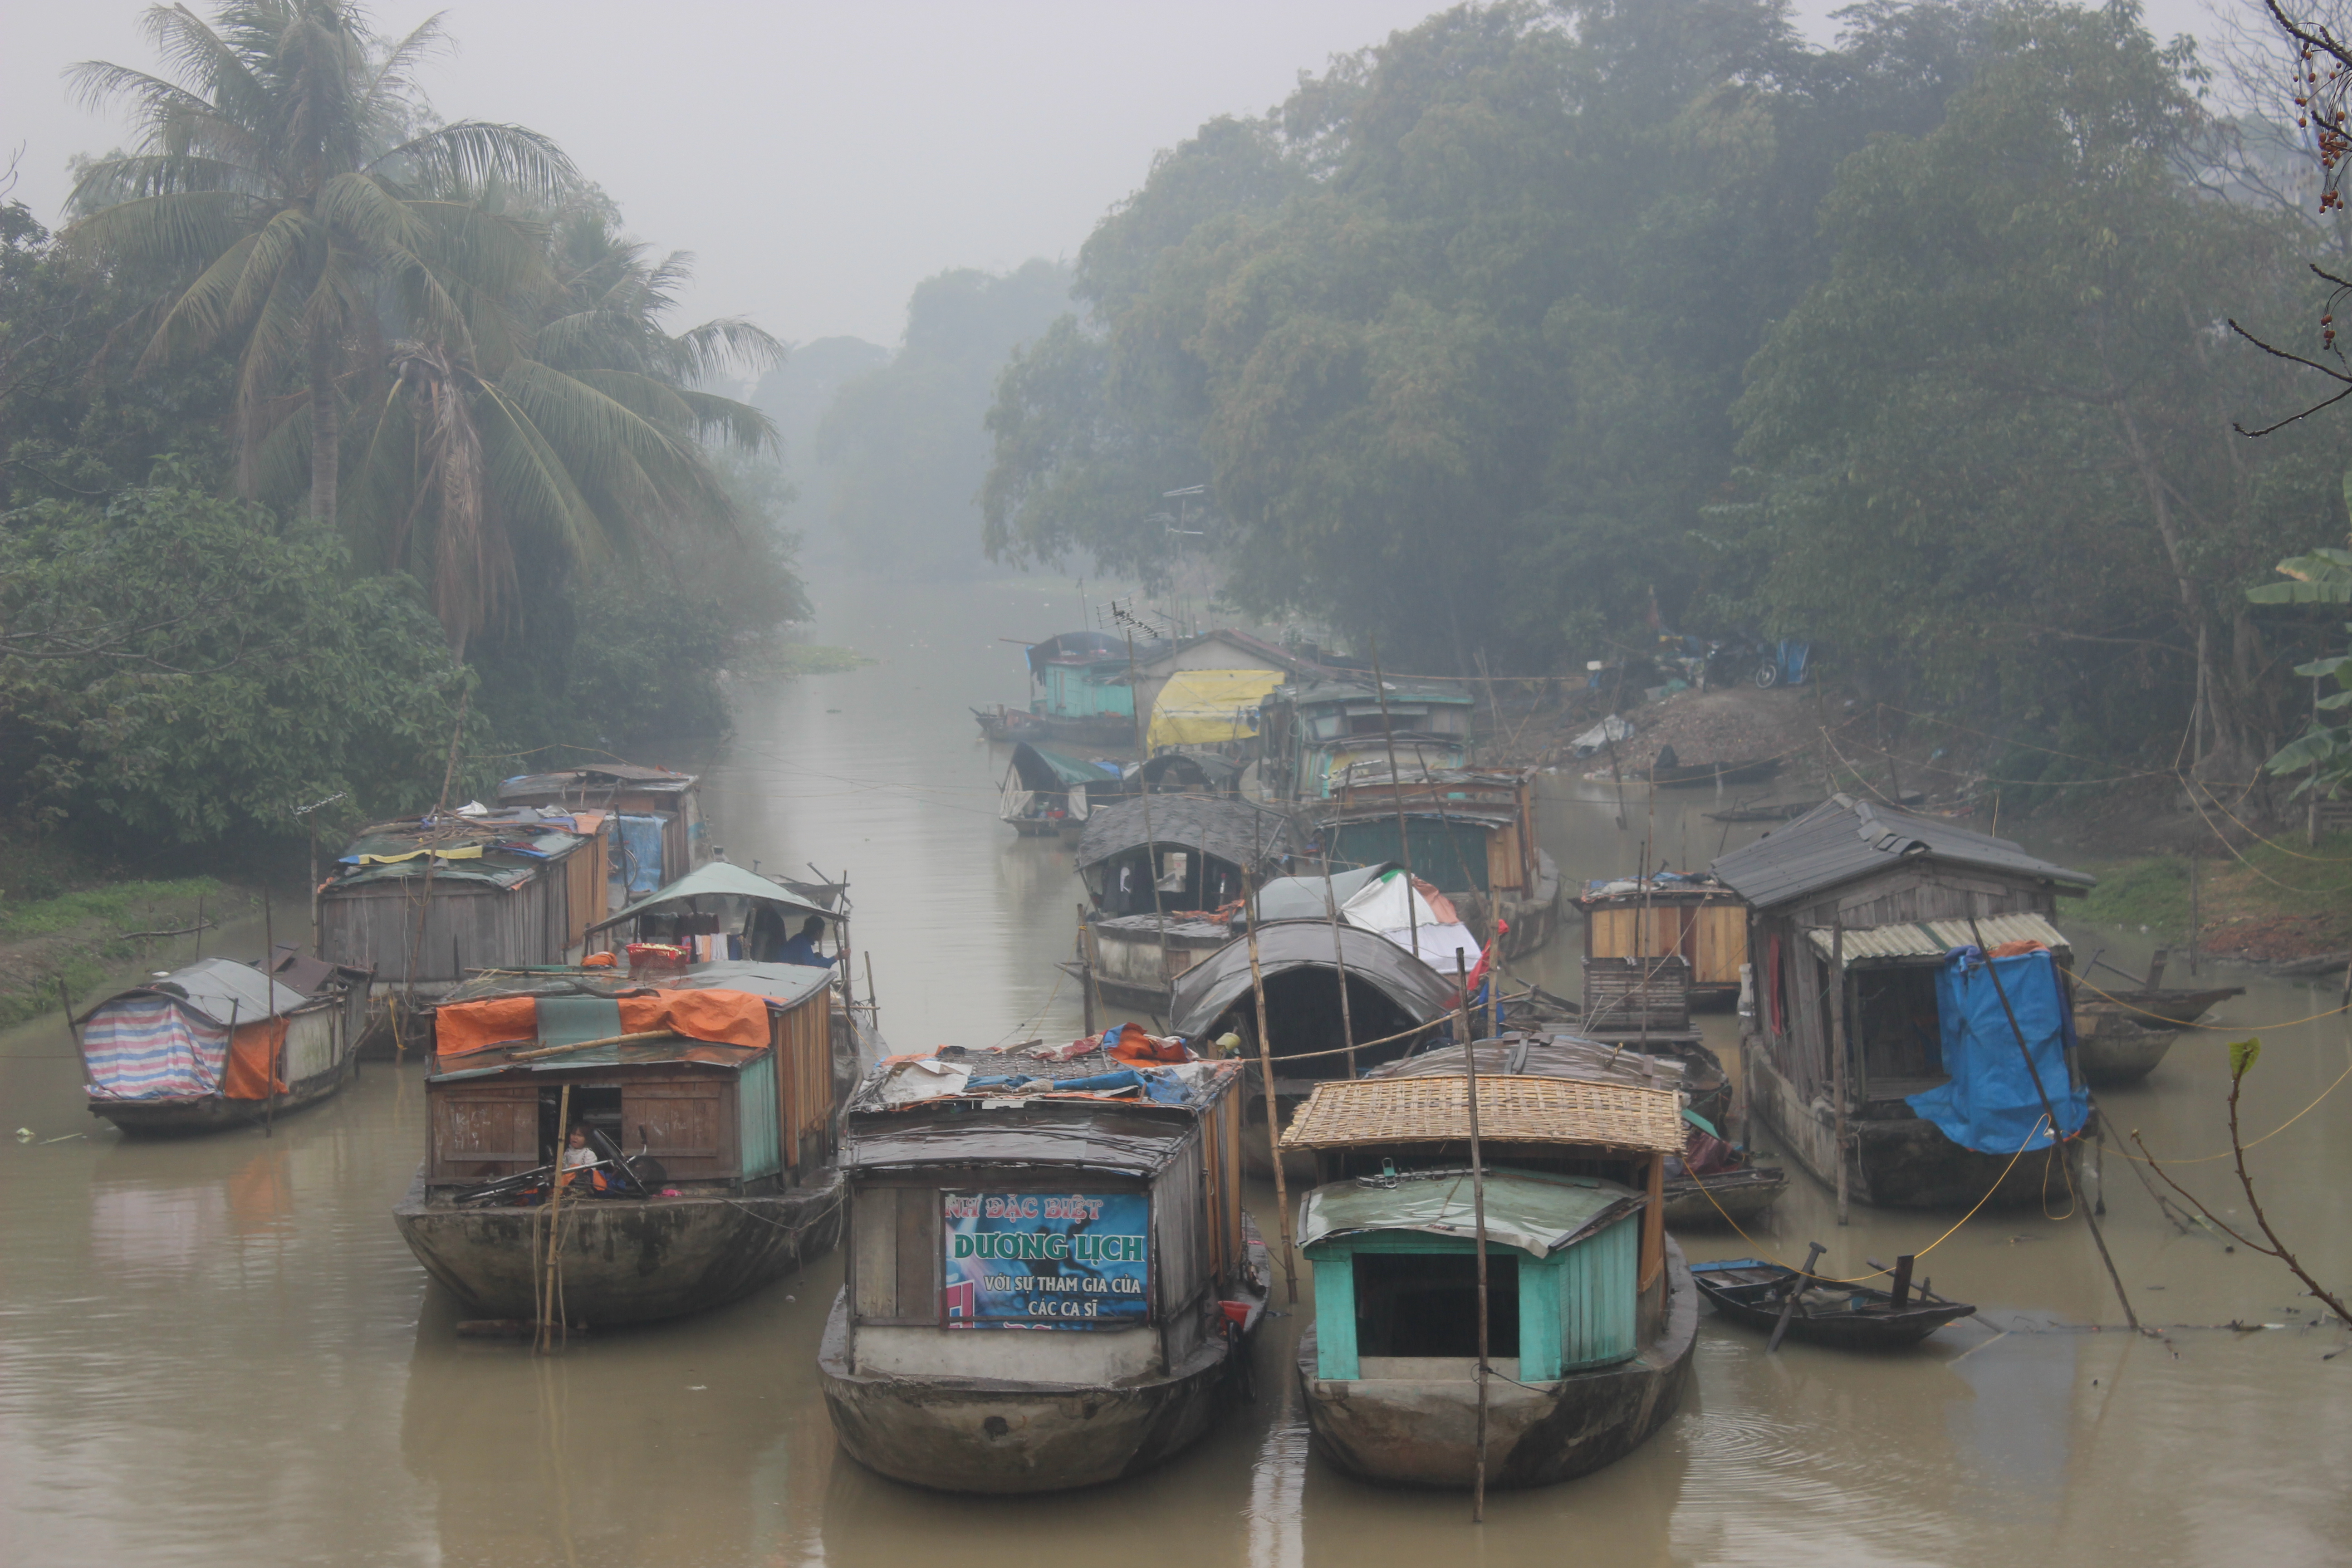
[1456,950,1490,1524]
[1964,917,2139,1332]
[1830,922,1849,1226]
[264,889,279,1138]
[1078,904,1098,1037]
[1366,635,1419,963]
[1322,865,1358,1079]
[1245,871,1299,1303]
[539,1083,573,1353]
[1125,629,1175,993]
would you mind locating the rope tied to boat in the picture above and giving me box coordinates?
[1687,1114,2053,1285]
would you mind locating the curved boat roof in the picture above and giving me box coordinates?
[1073,794,1291,872]
[1006,742,1126,793]
[83,956,313,1027]
[1167,919,1456,1037]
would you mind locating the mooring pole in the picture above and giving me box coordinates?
[1245,871,1298,1303]
[1830,922,1849,1226]
[1964,917,2139,1332]
[1456,950,1490,1523]
[1366,635,1419,963]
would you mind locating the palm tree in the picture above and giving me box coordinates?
[343,201,785,652]
[62,0,572,528]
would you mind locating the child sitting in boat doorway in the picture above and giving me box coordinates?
[561,1126,596,1176]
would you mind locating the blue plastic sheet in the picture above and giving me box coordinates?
[1906,947,2087,1154]
[613,814,665,896]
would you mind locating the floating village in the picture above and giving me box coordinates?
[56,617,2292,1512]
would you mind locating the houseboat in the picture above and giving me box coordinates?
[319,808,611,1049]
[495,763,707,902]
[1167,917,1460,1178]
[1074,795,1293,1015]
[1576,870,1749,1009]
[818,1044,1267,1492]
[1122,628,1332,746]
[999,743,1128,837]
[974,631,1146,749]
[1713,795,2095,1208]
[1322,764,1561,959]
[78,955,371,1134]
[393,958,849,1326]
[1279,1071,1695,1489]
[1256,679,1475,804]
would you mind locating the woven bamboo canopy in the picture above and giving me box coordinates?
[1278,1074,1685,1153]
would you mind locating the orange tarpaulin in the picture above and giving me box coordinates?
[222,1018,288,1100]
[617,990,770,1049]
[432,996,540,1057]
[433,989,773,1057]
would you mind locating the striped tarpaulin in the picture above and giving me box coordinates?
[83,998,227,1100]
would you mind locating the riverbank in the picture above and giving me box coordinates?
[0,856,265,1031]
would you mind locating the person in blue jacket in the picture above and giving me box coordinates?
[775,916,838,968]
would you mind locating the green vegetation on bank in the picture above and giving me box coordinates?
[0,875,258,1031]
[979,0,2348,804]
[2074,833,2352,956]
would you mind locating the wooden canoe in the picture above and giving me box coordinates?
[1689,1257,1975,1348]
[1663,1164,1788,1229]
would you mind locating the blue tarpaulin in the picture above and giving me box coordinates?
[614,814,665,896]
[1907,947,2087,1154]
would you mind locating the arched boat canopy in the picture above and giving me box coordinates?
[1168,919,1457,1038]
[1138,751,1246,795]
[1074,795,1291,875]
[587,859,839,936]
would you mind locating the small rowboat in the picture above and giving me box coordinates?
[1690,1254,1976,1349]
[1663,1164,1789,1229]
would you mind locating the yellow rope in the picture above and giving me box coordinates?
[2063,968,2352,1031]
[2193,778,2352,865]
[2102,1051,2352,1165]
[1688,1115,2051,1285]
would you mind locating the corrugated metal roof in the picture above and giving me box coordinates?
[1073,794,1292,871]
[1806,913,2071,964]
[1710,795,2094,910]
[91,957,314,1026]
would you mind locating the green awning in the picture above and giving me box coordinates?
[1300,1169,1642,1259]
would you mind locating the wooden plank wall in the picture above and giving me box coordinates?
[772,987,835,1176]
[429,1084,539,1180]
[620,1078,733,1178]
[321,877,550,982]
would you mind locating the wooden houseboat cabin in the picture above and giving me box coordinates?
[975,631,1147,748]
[819,1046,1265,1492]
[79,956,371,1134]
[1576,870,1749,1009]
[1257,680,1476,804]
[1324,764,1561,958]
[495,763,707,904]
[394,959,847,1325]
[1279,1072,1695,1489]
[1712,796,2096,1208]
[1075,795,1292,1014]
[319,809,610,1042]
[1120,627,1332,743]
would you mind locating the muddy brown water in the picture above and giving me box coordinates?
[3,578,2347,1565]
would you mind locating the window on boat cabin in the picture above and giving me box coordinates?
[537,1085,622,1165]
[849,1184,941,1324]
[1352,1251,1519,1361]
[1852,963,1945,1090]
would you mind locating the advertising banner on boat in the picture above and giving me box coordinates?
[941,1192,1150,1328]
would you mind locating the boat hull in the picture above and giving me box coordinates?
[1661,1165,1788,1228]
[393,1166,843,1325]
[1296,1239,1696,1490]
[89,1050,358,1136]
[2074,1014,2180,1087]
[818,1292,1252,1493]
[1690,1259,1976,1347]
[1741,1037,2082,1208]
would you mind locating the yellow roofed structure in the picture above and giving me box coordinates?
[1144,668,1283,750]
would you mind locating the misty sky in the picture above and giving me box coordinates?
[3,0,2230,351]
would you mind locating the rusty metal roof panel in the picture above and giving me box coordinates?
[1710,795,2094,910]
[1807,912,2072,964]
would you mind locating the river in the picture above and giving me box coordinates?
[1,576,2346,1565]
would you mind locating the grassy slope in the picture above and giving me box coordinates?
[2075,830,2352,959]
[0,877,261,1030]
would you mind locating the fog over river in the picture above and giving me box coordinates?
[2,578,2345,1566]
